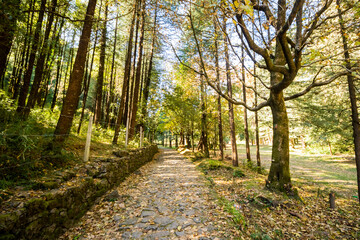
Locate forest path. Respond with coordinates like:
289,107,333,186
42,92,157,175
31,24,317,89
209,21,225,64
60,148,229,239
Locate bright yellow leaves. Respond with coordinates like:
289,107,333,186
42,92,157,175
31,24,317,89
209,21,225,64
231,0,254,17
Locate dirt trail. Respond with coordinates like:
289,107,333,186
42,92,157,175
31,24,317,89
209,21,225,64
60,148,229,239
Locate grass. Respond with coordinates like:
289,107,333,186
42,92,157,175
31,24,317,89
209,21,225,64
186,147,360,239
225,144,357,198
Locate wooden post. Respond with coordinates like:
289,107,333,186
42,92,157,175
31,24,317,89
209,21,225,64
84,115,93,162
125,116,129,147
140,126,143,148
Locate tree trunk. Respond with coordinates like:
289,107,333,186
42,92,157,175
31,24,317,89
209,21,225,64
242,38,251,163
113,0,138,144
214,17,224,161
267,90,291,190
51,42,65,111
223,16,238,166
0,0,21,81
337,0,360,203
52,0,97,149
24,0,58,117
17,0,46,114
62,31,76,105
95,3,108,125
141,0,158,120
129,0,146,139
105,14,118,128
254,59,261,167
200,73,209,157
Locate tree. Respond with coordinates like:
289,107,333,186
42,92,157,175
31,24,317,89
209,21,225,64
0,0,21,83
95,3,108,125
52,0,97,149
337,0,360,203
185,0,355,191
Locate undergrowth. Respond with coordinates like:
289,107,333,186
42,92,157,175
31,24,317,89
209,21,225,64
0,90,143,190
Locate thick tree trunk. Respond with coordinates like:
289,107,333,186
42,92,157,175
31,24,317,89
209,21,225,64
129,0,146,139
337,0,360,203
95,4,107,125
267,90,291,190
17,0,46,114
52,0,97,149
113,1,137,144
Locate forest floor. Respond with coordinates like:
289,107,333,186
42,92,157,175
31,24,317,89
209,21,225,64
229,144,357,199
60,146,360,239
60,148,239,239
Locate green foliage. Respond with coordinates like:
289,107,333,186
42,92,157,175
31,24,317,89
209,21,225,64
198,159,233,171
0,94,74,188
218,196,247,230
233,169,245,178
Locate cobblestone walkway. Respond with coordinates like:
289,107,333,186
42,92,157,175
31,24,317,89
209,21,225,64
60,148,229,239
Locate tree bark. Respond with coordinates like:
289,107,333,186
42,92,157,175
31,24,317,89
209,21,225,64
337,0,360,203
52,0,97,149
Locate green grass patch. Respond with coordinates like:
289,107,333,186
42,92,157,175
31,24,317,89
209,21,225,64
198,158,245,179
218,196,247,230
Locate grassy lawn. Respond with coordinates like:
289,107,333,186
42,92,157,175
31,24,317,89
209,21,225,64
225,144,357,198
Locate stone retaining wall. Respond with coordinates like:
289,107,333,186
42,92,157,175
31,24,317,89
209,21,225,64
0,145,158,240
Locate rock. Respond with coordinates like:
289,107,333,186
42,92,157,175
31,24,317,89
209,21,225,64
104,190,120,201
144,225,158,231
193,217,201,223
148,231,170,238
184,209,196,216
131,231,142,238
141,210,155,217
134,223,147,228
175,231,185,237
183,222,193,229
166,221,179,230
149,189,157,194
157,205,169,215
140,217,152,223
120,218,138,226
207,225,215,231
121,232,131,238
154,216,173,227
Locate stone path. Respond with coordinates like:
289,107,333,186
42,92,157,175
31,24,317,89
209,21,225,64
60,148,229,239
